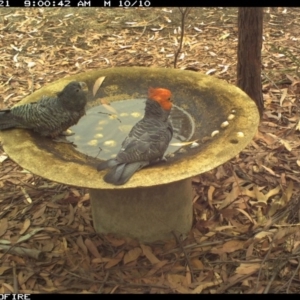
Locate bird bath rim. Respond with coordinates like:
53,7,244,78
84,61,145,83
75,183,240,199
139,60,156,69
0,67,259,190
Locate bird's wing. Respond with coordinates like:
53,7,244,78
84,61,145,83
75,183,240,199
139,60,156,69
157,122,173,154
116,118,172,163
119,132,150,157
34,97,77,134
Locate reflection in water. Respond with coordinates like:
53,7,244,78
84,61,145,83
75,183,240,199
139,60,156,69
67,99,195,160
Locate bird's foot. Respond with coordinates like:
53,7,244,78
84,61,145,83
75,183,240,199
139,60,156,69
161,156,168,162
150,157,167,166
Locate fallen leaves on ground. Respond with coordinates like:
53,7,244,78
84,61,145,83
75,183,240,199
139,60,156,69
1,7,300,294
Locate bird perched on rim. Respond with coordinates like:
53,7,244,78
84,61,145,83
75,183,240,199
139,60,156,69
97,87,173,185
0,81,88,140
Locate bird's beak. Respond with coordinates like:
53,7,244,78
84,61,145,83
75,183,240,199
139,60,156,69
79,82,89,92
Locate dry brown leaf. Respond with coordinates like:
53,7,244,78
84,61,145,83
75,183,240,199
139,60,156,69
146,260,168,277
0,218,8,237
235,208,255,224
93,76,105,96
167,274,190,294
256,206,266,224
186,265,192,285
17,228,43,243
254,230,274,240
46,203,60,209
0,239,11,245
105,235,126,247
101,103,118,115
235,263,260,275
163,16,171,23
76,235,88,255
219,184,241,209
296,120,300,131
192,279,222,294
265,185,281,199
41,286,60,292
241,187,256,198
281,180,294,204
191,258,204,269
280,139,292,151
206,68,216,75
1,283,14,293
39,275,54,289
32,205,47,219
0,154,8,163
0,266,11,276
170,139,198,147
70,188,81,197
262,165,279,177
18,270,34,285
123,247,142,264
78,193,90,207
273,228,291,242
246,243,254,259
92,257,110,264
207,185,215,208
67,203,75,226
140,244,160,264
150,25,164,31
219,33,230,40
42,241,54,252
62,237,68,250
279,88,288,106
211,240,245,254
253,185,267,202
105,251,124,269
84,238,102,258
19,219,30,235
1,7,300,295
257,131,277,144
215,226,235,232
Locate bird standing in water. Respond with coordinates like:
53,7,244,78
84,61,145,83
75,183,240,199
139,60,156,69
97,87,173,185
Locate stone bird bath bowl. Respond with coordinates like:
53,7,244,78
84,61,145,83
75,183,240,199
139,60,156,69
0,67,259,242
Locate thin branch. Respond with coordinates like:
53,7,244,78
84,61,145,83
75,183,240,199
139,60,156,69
255,242,273,292
263,259,288,294
12,261,18,294
98,111,121,123
98,271,110,294
172,230,195,283
174,8,191,68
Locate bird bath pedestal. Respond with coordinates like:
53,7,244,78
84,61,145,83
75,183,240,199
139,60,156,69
0,67,259,243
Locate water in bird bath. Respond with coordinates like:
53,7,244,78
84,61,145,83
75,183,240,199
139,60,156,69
67,99,195,160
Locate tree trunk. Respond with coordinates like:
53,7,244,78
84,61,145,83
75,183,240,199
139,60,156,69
237,7,264,118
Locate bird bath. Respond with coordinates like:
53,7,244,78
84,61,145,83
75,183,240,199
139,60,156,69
0,67,259,242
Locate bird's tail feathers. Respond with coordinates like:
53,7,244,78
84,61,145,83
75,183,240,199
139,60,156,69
104,164,126,185
97,159,119,171
104,161,148,185
0,111,22,130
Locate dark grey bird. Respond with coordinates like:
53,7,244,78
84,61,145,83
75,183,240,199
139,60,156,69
97,87,173,185
0,81,88,139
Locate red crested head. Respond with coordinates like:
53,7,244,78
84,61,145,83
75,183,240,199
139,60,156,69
148,87,172,111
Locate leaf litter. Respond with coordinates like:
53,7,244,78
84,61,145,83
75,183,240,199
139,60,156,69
1,7,300,294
